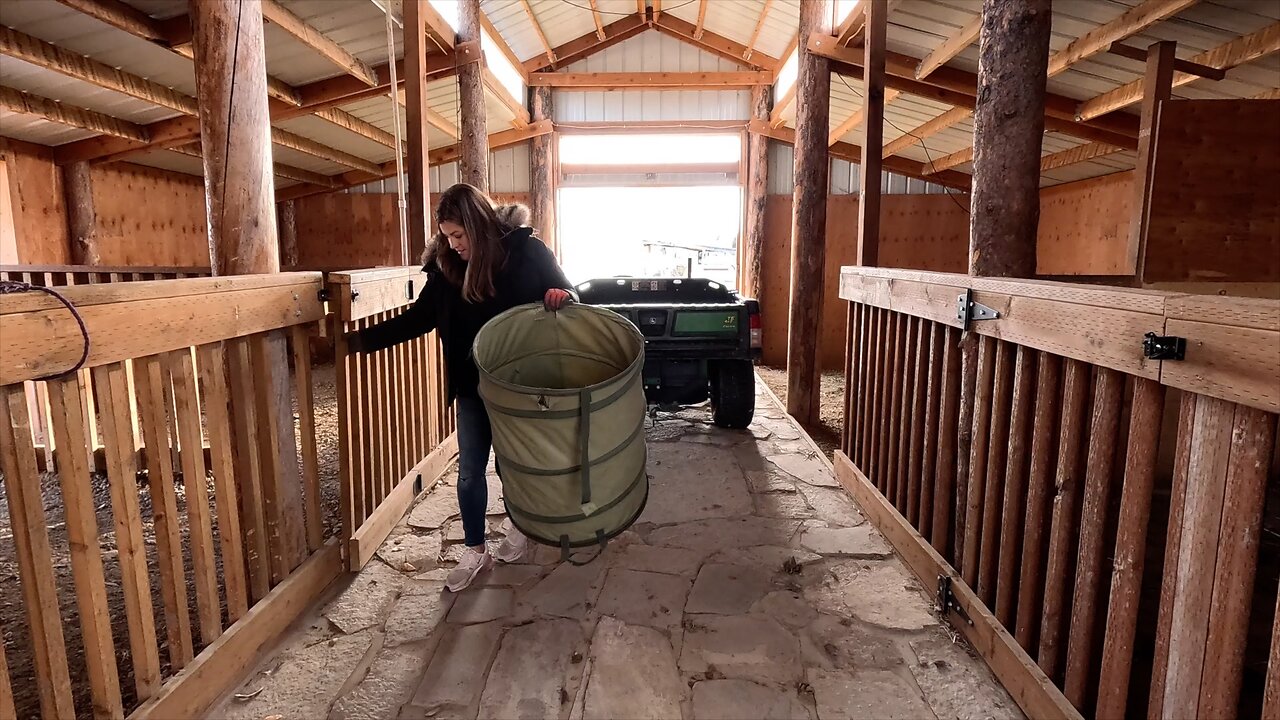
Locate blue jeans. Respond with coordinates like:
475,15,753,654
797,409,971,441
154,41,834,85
455,395,493,548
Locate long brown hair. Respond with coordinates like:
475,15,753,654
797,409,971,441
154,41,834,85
422,184,524,303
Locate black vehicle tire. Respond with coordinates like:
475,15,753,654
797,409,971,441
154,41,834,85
711,360,755,429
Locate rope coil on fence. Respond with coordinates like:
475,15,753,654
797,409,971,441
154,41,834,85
0,280,91,381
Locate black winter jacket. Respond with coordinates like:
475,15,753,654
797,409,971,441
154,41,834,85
357,226,573,401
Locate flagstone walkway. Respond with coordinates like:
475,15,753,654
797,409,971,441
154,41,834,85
210,380,1021,720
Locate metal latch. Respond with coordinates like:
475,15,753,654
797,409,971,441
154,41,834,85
956,288,999,331
1143,332,1186,361
407,279,415,300
936,575,973,626
317,288,331,302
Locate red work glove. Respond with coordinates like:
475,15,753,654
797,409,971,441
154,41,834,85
544,288,572,312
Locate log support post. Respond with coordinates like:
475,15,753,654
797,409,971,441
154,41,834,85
277,200,298,269
62,161,101,266
530,85,556,254
786,0,833,427
458,0,489,191
968,0,1051,278
404,0,434,262
742,84,770,301
856,0,887,268
1129,41,1176,282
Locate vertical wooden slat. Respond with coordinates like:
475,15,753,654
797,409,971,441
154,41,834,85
954,334,979,570
395,324,411,473
962,335,996,587
1198,405,1276,719
134,355,195,668
894,317,916,512
995,346,1036,627
932,326,962,561
359,322,378,523
978,340,1015,606
197,342,249,622
863,307,880,475
1095,378,1166,720
1149,392,1197,719
870,309,887,486
0,621,13,720
47,376,125,719
842,302,856,455
884,313,906,500
92,363,162,700
227,337,270,602
1016,352,1062,650
420,334,437,455
905,317,928,527
0,387,76,719
167,349,222,642
335,324,358,541
251,330,307,583
1038,357,1090,680
290,324,323,552
377,317,393,500
1162,394,1236,714
1264,587,1280,720
1064,366,1125,708
855,304,871,470
918,322,942,542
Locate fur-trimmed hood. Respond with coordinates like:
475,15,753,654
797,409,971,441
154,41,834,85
420,202,536,272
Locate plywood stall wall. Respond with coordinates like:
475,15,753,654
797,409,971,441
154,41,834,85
1,139,69,264
88,162,208,266
293,192,533,270
1143,99,1280,283
761,193,970,369
1036,170,1133,275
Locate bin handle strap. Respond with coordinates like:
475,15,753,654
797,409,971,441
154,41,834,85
560,530,608,566
501,466,646,524
490,416,645,478
579,386,592,505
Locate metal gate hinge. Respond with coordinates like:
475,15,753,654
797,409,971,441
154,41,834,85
1143,332,1186,361
317,288,330,302
937,575,973,626
956,288,999,331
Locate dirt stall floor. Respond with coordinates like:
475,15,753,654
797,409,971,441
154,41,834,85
755,366,845,458
209,377,1020,720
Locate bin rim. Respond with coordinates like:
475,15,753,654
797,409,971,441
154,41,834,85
472,302,646,398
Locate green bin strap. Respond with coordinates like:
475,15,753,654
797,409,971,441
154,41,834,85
491,416,645,478
503,466,646,525
560,530,608,566
478,363,641,420
579,386,591,504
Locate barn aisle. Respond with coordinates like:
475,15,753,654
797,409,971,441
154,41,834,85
209,379,1019,720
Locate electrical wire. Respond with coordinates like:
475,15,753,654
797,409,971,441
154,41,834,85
834,73,971,215
557,0,701,17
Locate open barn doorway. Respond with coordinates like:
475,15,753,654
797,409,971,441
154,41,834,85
554,133,744,288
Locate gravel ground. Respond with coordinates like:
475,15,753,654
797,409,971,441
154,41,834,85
754,365,845,458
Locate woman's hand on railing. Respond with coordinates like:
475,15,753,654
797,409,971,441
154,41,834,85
544,288,573,312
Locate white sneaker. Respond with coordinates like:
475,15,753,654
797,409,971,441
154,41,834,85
445,546,492,592
493,522,529,563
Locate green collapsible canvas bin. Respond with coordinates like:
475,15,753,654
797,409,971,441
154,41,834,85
472,303,648,561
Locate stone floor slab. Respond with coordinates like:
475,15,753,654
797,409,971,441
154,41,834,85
217,630,375,720
517,558,605,620
752,591,819,629
793,484,867,528
708,545,821,572
691,679,810,720
446,587,513,625
612,543,704,577
679,615,800,685
479,619,583,720
908,634,1023,720
800,526,892,558
686,564,773,615
769,453,841,488
409,621,503,712
385,583,452,647
478,562,544,588
597,568,691,630
376,531,443,572
584,617,685,720
745,469,798,494
649,517,800,554
641,444,752,525
805,613,911,671
806,562,937,631
406,483,459,530
807,668,937,720
331,644,433,720
753,491,815,519
323,561,405,634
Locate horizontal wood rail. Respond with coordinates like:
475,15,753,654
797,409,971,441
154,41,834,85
838,266,1280,719
0,273,333,718
328,267,457,570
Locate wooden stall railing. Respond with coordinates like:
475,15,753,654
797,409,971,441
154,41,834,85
837,267,1279,720
0,265,214,473
0,273,340,720
329,267,457,571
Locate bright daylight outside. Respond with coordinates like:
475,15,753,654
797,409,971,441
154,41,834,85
555,134,744,289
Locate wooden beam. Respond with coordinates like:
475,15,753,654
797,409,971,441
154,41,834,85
526,71,772,88
744,0,774,60
395,88,459,138
291,51,464,117
776,32,800,81
742,84,769,301
1046,0,1200,77
404,0,433,262
61,161,101,264
525,15,647,74
769,84,797,128
561,161,739,175
520,0,557,66
916,14,982,79
483,67,532,128
654,14,779,72
167,142,340,188
260,0,379,86
968,0,1050,278
653,0,661,21
1254,88,1280,100
1039,141,1124,172
926,146,972,174
1129,41,1176,281
857,0,887,269
0,26,198,115
1077,22,1280,120
1105,42,1226,80
530,85,556,253
270,128,381,175
694,0,709,39
881,106,970,158
418,0,457,50
459,0,490,189
588,0,607,41
0,86,149,142
479,10,528,81
835,3,866,46
312,107,397,148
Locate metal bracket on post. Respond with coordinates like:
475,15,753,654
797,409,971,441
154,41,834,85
317,288,331,303
1143,332,1186,361
407,279,415,300
956,288,999,332
936,575,973,626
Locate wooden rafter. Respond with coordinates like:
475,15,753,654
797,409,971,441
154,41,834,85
396,88,459,138
654,0,661,21
588,0,608,41
880,105,970,157
312,107,397,148
637,0,645,16
1039,142,1124,172
829,88,904,146
694,0,709,40
479,11,528,81
270,127,382,176
916,14,982,79
0,26,198,115
1046,0,1200,77
527,71,772,88
523,15,647,74
1104,42,1225,79
654,14,780,72
1255,87,1280,100
924,146,972,174
834,3,866,46
483,69,532,128
1077,21,1280,120
520,0,557,67
167,142,341,188
260,0,379,86
769,84,797,128
0,86,149,142
744,0,774,60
